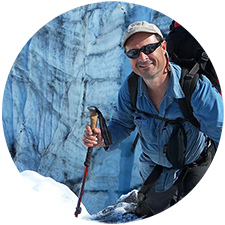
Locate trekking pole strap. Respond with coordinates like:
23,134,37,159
88,106,112,147
96,108,113,146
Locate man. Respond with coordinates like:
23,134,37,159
83,21,223,217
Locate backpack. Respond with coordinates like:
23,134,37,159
128,21,221,155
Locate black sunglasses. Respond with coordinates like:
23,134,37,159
125,41,163,59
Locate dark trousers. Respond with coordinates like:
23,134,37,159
142,155,225,215
180,156,225,207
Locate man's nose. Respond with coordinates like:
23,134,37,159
139,51,149,62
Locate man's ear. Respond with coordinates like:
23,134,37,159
164,50,171,72
162,40,167,51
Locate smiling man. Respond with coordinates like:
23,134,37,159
83,21,223,217
124,31,169,112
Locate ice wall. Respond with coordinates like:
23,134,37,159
2,1,172,214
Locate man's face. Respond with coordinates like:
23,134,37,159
125,32,167,80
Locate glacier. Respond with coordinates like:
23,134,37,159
2,1,173,214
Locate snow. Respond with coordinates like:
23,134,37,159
21,170,89,222
0,170,137,224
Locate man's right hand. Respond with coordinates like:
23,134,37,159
83,125,105,148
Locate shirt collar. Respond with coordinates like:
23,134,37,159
138,62,185,99
167,63,185,99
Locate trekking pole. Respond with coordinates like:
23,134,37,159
75,106,98,218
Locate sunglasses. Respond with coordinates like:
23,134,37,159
125,41,163,59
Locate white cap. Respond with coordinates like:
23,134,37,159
122,21,163,47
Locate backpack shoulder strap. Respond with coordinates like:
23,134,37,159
128,72,139,153
128,72,188,124
139,165,163,197
128,72,139,110
179,65,200,129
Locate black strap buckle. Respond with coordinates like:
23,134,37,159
200,51,209,62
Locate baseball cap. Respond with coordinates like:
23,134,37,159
122,21,163,47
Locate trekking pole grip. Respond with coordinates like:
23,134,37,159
84,107,98,167
88,106,98,131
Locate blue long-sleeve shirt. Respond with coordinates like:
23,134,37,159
107,63,223,192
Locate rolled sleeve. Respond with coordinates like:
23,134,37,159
191,75,224,148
